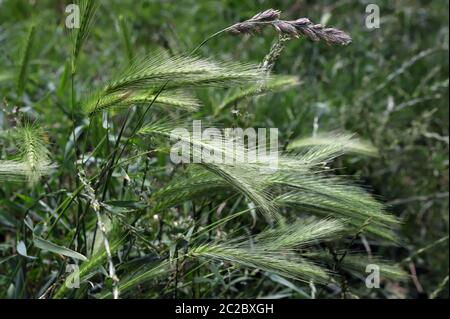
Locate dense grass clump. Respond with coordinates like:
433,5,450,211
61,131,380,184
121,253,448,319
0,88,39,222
0,0,447,299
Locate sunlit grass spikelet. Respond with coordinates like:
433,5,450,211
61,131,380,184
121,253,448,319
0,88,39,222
0,124,54,184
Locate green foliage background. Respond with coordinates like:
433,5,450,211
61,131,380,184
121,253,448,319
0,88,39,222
0,0,448,299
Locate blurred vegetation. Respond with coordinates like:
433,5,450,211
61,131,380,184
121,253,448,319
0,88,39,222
0,0,448,299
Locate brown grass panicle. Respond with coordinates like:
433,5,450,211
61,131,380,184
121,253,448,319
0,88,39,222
227,8,352,46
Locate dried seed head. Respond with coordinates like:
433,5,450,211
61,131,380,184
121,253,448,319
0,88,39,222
321,28,352,45
273,21,299,38
291,18,311,27
228,22,261,35
250,9,281,22
298,24,352,45
226,8,352,46
298,27,319,41
227,8,280,35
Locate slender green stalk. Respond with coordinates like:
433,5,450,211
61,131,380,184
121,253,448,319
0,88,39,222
17,24,35,98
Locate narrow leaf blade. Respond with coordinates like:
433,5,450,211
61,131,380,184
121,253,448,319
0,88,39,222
33,237,88,261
